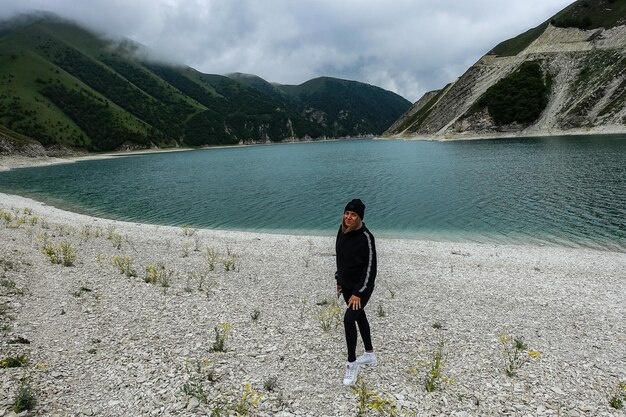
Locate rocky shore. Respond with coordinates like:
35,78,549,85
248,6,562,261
0,191,624,416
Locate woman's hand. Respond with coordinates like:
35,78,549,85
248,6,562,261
347,294,361,310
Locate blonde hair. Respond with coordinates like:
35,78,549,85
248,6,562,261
341,215,362,234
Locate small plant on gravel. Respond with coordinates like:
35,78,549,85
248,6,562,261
42,242,76,266
205,278,218,298
1,277,16,289
184,275,194,293
1,354,29,368
316,297,330,306
609,380,626,409
80,224,92,238
111,232,123,250
42,241,56,257
12,375,37,413
189,358,219,383
1,209,14,224
299,297,308,319
54,224,74,236
232,384,263,416
145,263,174,286
106,225,123,249
189,270,201,290
1,210,18,227
499,334,540,377
411,328,455,393
95,253,106,268
208,384,265,416
124,235,136,251
181,224,197,236
112,256,137,278
34,232,50,248
302,240,315,267
263,376,278,392
182,358,218,403
160,276,171,295
0,256,15,271
353,377,413,416
319,303,342,332
424,333,445,392
193,235,202,252
106,225,117,239
223,251,237,272
182,378,209,403
11,216,27,228
211,323,232,352
58,242,76,266
181,241,193,258
204,247,220,271
72,286,93,298
251,309,260,321
377,302,386,317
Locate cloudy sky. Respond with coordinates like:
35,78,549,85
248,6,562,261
2,0,574,101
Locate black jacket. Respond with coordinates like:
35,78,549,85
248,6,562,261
335,224,377,296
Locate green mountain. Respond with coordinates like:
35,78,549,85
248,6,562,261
0,14,411,152
387,0,626,138
228,73,410,136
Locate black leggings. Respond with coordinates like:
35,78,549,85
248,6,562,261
342,290,373,362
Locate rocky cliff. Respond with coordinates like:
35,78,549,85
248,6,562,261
387,20,626,139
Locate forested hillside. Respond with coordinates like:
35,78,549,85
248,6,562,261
0,14,411,152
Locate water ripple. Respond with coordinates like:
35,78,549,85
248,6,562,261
0,137,625,251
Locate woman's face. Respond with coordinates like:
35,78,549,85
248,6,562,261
343,210,359,228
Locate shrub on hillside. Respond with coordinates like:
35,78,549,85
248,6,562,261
551,16,593,29
478,61,550,126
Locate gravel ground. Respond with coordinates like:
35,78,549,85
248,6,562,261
0,192,625,417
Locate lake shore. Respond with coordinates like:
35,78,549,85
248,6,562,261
390,126,626,141
3,129,626,173
0,148,196,173
0,141,340,172
1,192,624,416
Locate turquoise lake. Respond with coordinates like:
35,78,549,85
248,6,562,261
0,136,625,251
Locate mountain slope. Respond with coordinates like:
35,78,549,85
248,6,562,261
387,0,626,138
228,73,412,137
0,14,411,152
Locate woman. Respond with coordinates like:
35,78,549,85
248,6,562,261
335,198,377,386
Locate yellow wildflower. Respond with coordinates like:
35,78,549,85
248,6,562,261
528,350,541,359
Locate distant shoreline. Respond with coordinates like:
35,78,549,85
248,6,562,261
0,147,192,172
0,137,354,172
3,130,626,172
389,126,626,141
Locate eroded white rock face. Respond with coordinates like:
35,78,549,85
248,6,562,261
0,137,46,158
388,24,626,140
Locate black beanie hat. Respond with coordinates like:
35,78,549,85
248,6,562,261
344,199,366,219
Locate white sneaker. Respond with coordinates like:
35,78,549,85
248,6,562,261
355,352,377,366
343,361,360,385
